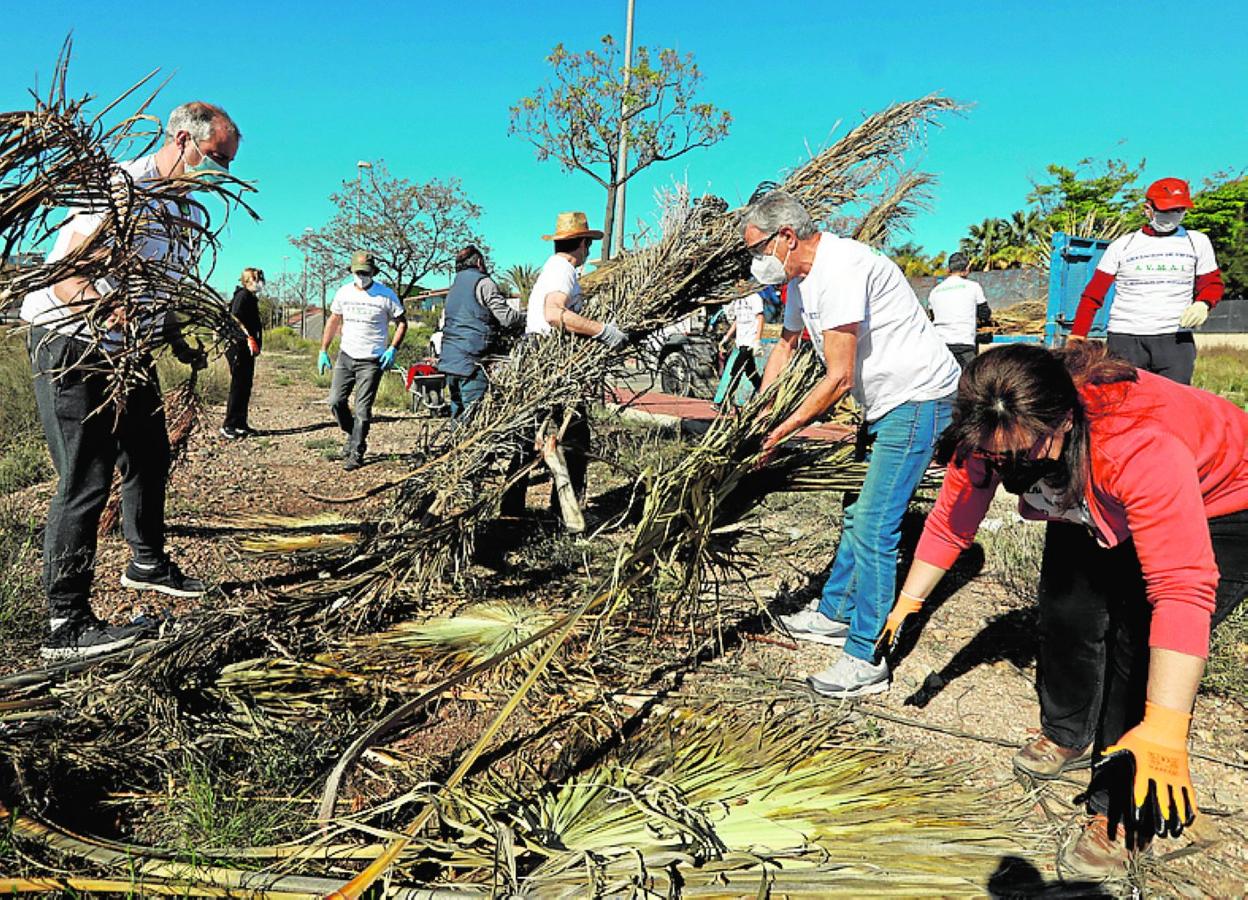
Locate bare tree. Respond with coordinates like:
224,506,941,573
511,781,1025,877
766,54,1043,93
301,161,485,296
509,36,731,260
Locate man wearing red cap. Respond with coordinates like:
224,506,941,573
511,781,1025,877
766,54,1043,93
1069,178,1224,384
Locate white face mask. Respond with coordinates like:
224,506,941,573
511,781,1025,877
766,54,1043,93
750,250,788,285
353,273,373,289
1149,208,1186,234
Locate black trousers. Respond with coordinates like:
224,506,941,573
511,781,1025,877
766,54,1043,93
30,328,170,621
223,341,255,430
1036,514,1248,810
500,403,590,518
1106,332,1196,385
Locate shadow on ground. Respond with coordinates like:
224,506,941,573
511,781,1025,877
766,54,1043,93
987,854,1115,898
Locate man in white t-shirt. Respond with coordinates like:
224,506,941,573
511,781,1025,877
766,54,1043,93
742,190,961,698
712,288,765,406
502,212,625,523
317,251,407,470
1069,177,1224,385
927,251,991,370
21,101,240,661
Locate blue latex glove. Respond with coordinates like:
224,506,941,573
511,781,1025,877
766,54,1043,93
379,346,397,369
318,350,332,374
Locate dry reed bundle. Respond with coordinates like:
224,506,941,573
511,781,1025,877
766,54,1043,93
0,41,258,417
990,299,1048,335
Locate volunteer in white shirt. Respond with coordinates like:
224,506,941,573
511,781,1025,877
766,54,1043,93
22,101,239,661
1070,177,1224,385
503,212,625,525
713,288,765,406
927,251,991,370
317,251,407,471
742,190,961,699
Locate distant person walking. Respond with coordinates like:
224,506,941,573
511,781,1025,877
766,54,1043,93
437,245,523,419
713,285,765,407
317,251,407,471
221,267,264,438
1069,177,1224,384
927,251,991,370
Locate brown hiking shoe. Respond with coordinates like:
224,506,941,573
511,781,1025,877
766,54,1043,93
1012,734,1092,779
1057,814,1136,881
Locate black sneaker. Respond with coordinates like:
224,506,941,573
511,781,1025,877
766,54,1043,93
120,558,207,598
343,455,363,472
220,425,245,439
41,618,149,661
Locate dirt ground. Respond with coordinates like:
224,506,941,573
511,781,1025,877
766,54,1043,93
8,348,1247,897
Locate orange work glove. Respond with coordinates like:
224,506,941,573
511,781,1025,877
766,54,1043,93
1099,702,1197,838
247,336,260,356
875,590,925,657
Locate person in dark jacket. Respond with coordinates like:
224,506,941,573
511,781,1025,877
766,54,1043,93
222,267,264,438
437,245,522,419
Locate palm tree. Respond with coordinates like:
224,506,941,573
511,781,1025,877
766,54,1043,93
1007,210,1044,248
963,218,1008,270
499,263,540,300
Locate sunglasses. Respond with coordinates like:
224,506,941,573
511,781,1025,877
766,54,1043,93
746,229,780,260
970,433,1049,468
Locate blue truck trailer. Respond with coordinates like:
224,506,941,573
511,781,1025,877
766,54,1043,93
992,231,1114,347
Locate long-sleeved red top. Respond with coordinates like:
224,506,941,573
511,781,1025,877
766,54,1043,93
915,370,1248,657
1070,226,1225,337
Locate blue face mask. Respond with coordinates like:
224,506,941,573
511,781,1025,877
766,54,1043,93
185,139,231,187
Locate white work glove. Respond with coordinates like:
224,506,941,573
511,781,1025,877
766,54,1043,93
1179,301,1210,329
594,322,628,351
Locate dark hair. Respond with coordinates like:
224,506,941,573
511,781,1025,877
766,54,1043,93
937,342,1137,508
554,236,588,255
455,244,486,272
947,252,970,272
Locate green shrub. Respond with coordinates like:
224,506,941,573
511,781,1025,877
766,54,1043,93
1193,345,1248,408
262,326,319,354
0,443,50,494
0,497,43,649
1205,601,1248,696
0,329,38,443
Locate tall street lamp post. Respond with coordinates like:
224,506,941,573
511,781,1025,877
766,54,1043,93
355,160,372,239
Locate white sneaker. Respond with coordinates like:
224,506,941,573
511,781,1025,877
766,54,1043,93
807,652,890,698
778,606,850,645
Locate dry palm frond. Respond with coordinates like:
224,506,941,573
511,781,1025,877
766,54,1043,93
0,40,258,415
990,299,1048,335
1030,207,1136,271
852,171,937,248
444,706,1026,896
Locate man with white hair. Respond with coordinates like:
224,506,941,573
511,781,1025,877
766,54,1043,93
742,190,961,698
22,101,241,660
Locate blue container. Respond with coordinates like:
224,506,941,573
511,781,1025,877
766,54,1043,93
1045,232,1114,346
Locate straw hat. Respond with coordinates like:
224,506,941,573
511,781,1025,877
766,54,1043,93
542,211,604,242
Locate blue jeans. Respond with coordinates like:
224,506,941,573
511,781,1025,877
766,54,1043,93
446,367,489,420
818,395,954,662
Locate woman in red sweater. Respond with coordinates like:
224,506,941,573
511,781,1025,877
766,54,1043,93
880,342,1248,879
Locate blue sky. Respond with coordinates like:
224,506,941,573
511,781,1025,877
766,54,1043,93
4,0,1246,296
